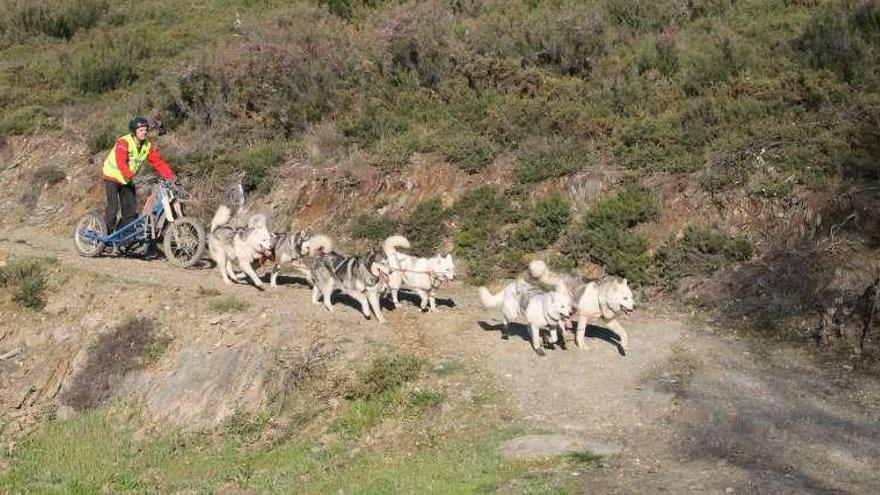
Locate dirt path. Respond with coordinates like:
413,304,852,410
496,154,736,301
2,225,879,493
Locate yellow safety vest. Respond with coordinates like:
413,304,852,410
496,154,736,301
102,134,151,185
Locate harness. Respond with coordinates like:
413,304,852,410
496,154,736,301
389,267,450,289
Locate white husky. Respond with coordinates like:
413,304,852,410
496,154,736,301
479,279,573,356
529,260,634,353
207,205,273,288
382,235,455,312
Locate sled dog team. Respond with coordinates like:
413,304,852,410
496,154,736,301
207,205,634,356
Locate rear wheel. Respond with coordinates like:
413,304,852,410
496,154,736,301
73,211,107,257
163,216,205,268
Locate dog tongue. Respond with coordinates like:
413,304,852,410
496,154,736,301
563,318,573,329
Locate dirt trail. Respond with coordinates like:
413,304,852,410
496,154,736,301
2,225,879,493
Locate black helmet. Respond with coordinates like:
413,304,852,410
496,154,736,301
128,116,149,133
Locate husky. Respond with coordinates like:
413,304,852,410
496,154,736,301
382,235,455,312
310,243,392,323
268,229,313,287
479,279,573,356
207,205,273,288
529,260,634,353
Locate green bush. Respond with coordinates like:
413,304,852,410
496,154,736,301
4,0,105,41
378,3,454,87
404,197,448,256
514,136,589,183
346,353,423,400
238,143,283,193
450,186,522,283
87,119,121,155
62,34,149,94
0,256,51,310
562,184,657,284
507,194,571,252
350,212,399,243
796,2,880,83
437,130,497,174
0,106,53,135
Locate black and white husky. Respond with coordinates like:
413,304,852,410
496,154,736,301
208,205,273,288
310,237,392,323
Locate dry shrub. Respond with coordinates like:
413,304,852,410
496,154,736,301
62,318,159,410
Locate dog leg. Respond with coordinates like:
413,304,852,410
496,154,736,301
367,289,386,324
226,261,245,281
606,318,629,354
529,324,546,356
321,281,335,312
311,285,321,305
352,291,371,319
240,260,265,289
216,253,232,285
575,317,589,350
391,288,400,308
557,320,567,350
416,289,429,311
428,289,438,312
270,268,279,288
546,327,559,349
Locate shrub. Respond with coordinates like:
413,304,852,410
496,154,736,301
654,225,753,289
378,3,454,87
346,353,423,400
507,194,572,252
437,130,497,174
404,197,448,256
562,184,657,284
451,186,521,283
62,318,156,410
208,296,249,313
237,142,283,193
0,256,51,310
4,0,105,41
796,2,880,83
514,136,590,183
87,119,120,155
521,1,605,76
350,212,399,243
0,106,53,135
62,34,149,94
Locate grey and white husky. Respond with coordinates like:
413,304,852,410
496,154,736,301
268,230,312,287
310,242,392,323
208,205,273,288
382,235,455,312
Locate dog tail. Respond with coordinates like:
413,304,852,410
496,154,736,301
210,205,232,233
478,286,504,308
305,234,334,256
382,235,410,256
528,259,560,286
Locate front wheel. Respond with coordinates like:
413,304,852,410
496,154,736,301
73,211,107,257
162,217,205,268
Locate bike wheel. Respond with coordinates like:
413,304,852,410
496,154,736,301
162,216,205,268
73,211,107,257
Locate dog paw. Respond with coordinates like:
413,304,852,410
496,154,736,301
534,347,546,357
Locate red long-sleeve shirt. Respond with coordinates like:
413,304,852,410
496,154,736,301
107,138,176,183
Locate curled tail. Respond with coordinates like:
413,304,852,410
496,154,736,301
304,234,334,256
478,286,504,308
210,205,232,233
528,259,560,286
382,235,410,256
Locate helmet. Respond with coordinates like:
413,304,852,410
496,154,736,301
128,116,149,133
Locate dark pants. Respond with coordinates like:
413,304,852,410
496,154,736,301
104,180,137,233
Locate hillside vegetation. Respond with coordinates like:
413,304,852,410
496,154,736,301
1,0,878,355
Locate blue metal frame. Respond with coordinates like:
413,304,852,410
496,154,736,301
80,182,170,247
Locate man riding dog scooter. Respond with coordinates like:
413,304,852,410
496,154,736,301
101,116,177,254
